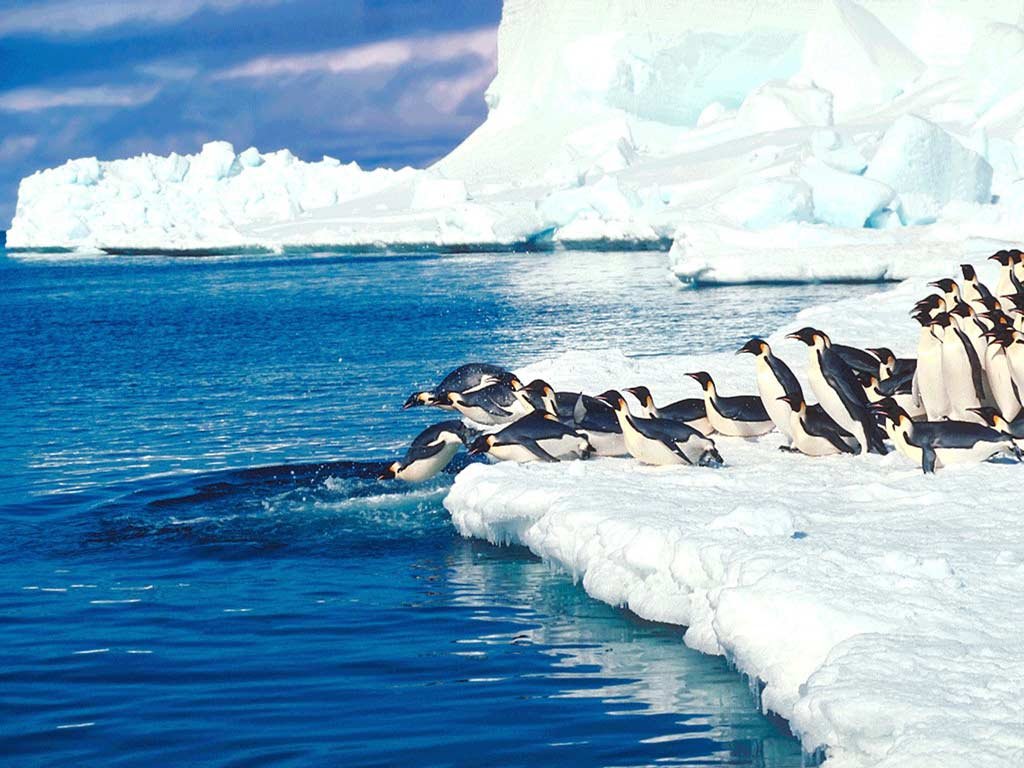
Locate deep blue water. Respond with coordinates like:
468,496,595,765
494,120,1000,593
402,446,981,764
0,249,871,767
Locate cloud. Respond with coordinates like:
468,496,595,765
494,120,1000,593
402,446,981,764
0,135,40,163
215,26,497,80
0,0,288,38
0,85,161,112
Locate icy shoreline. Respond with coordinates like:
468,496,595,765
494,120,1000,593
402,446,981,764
443,273,1024,767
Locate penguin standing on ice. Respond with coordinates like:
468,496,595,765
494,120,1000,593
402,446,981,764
597,390,722,467
786,327,887,455
934,311,986,421
685,371,774,437
379,421,476,482
777,392,856,456
737,338,801,443
623,386,711,435
468,411,592,463
990,251,1023,299
913,311,950,420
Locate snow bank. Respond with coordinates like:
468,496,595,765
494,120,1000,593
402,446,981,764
444,274,1024,767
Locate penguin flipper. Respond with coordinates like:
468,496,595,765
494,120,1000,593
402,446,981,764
954,328,986,401
572,394,588,425
664,439,694,465
824,426,857,455
921,443,937,474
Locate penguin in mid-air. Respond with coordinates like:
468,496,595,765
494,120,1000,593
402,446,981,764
379,421,476,482
468,411,592,463
777,392,856,457
685,371,774,437
872,399,1017,473
404,363,519,409
737,337,802,442
597,390,722,467
623,386,711,435
446,382,527,426
786,327,887,455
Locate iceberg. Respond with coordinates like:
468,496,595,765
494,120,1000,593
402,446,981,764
9,0,1024,262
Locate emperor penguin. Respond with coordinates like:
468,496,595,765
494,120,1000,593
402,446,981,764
981,329,1022,421
777,392,856,457
934,312,986,421
865,347,916,382
468,411,592,462
864,374,925,419
914,311,950,420
831,343,884,387
786,327,887,455
404,363,519,409
597,390,722,467
968,406,1024,442
512,379,560,418
913,293,946,320
569,392,628,457
929,277,963,306
990,251,1023,299
379,421,475,482
960,263,993,313
1006,330,1024,394
623,386,711,435
872,399,1017,473
737,337,801,443
686,371,774,437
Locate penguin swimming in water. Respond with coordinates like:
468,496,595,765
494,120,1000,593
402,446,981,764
623,386,711,435
786,327,887,455
737,338,801,443
379,421,476,482
404,363,519,409
777,392,856,456
468,411,592,462
597,390,722,467
686,371,774,437
872,399,1018,473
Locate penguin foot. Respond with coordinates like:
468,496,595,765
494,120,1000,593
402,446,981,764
777,445,799,453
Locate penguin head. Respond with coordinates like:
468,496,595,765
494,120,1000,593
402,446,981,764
968,406,1005,430
785,327,825,347
1005,294,1024,312
869,398,901,427
960,263,978,281
866,347,895,366
978,295,1002,313
404,391,435,409
467,435,495,456
507,376,524,391
624,386,653,408
377,461,400,480
931,312,952,328
698,446,724,468
445,391,464,406
913,293,943,313
951,300,973,318
982,310,1010,328
595,389,628,413
928,278,960,298
737,338,768,357
911,311,931,327
989,250,1014,266
685,371,714,391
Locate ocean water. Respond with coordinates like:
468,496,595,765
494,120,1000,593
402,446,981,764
0,249,873,766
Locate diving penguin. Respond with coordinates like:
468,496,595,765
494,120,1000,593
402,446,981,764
379,421,475,482
404,363,519,409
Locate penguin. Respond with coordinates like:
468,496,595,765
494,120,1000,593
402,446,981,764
512,379,560,417
990,251,1023,299
872,400,1017,473
623,386,712,435
934,311,985,421
786,327,887,455
865,347,916,382
831,343,883,386
981,328,1022,421
777,392,856,456
597,390,722,467
737,337,801,442
929,277,962,306
685,371,774,437
404,363,519,409
968,406,1024,442
864,374,925,419
379,421,475,482
446,383,527,426
914,311,950,420
570,393,628,457
960,263,993,312
1006,329,1024,395
913,293,946,320
468,411,592,462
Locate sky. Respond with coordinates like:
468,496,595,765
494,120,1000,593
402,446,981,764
0,0,502,226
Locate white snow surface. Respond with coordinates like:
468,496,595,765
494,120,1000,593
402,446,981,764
444,270,1024,767
9,0,1024,264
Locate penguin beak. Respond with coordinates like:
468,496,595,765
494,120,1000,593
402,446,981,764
377,463,398,480
403,393,427,409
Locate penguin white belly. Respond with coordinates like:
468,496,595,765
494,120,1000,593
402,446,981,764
935,441,1010,467
623,429,687,465
788,414,841,457
488,442,547,463
580,429,627,457
917,344,950,420
755,364,793,439
807,361,855,432
452,403,506,426
706,400,773,437
893,393,926,419
536,434,590,460
986,350,1022,420
1008,345,1024,394
941,339,981,418
396,442,460,482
